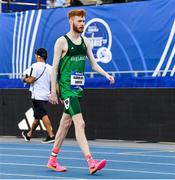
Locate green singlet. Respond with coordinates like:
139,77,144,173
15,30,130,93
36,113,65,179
58,35,87,100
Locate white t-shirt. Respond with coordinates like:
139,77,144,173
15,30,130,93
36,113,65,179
24,62,52,101
55,0,65,6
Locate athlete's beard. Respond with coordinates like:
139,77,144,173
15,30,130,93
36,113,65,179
73,22,84,33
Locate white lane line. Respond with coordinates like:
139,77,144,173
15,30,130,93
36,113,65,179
1,142,171,152
0,172,68,179
1,153,175,166
0,147,162,155
1,162,175,176
1,147,175,159
117,153,175,158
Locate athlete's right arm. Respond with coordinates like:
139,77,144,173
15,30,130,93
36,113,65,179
49,37,65,104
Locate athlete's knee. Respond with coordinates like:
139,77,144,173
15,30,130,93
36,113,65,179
75,119,85,130
65,118,72,129
80,120,85,129
61,118,72,130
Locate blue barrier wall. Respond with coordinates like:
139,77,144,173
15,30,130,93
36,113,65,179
0,0,175,87
1,77,175,89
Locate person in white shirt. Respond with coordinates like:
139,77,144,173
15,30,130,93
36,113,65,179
48,0,70,8
22,48,55,144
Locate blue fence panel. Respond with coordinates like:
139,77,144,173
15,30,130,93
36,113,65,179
2,76,175,89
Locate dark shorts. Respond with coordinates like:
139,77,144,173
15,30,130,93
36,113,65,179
63,96,81,117
32,99,48,119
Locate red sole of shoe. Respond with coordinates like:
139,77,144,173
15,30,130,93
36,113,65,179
47,165,67,172
90,160,107,175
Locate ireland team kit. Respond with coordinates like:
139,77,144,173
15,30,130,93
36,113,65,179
58,35,87,116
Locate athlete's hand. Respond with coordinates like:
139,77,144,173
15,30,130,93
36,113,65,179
106,74,115,84
49,91,59,104
59,97,64,104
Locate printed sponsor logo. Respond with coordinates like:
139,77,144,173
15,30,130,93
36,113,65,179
18,108,46,131
82,18,112,64
64,98,70,110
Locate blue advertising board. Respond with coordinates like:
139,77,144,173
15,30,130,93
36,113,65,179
0,0,175,88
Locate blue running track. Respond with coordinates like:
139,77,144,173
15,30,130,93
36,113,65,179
1,139,175,179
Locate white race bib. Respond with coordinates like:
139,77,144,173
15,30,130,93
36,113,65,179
70,72,85,90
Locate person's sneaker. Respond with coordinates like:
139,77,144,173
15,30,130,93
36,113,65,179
89,159,107,175
22,131,31,142
47,157,67,172
41,136,55,144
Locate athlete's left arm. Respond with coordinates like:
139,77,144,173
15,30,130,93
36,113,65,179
84,37,115,84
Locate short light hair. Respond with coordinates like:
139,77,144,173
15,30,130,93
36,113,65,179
68,9,86,19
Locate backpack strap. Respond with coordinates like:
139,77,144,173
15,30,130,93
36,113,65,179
34,65,46,82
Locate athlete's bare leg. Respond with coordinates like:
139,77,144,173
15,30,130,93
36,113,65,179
47,113,72,172
53,113,72,149
72,113,91,156
72,113,107,174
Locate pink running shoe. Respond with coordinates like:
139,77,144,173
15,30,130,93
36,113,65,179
47,158,67,172
89,159,107,175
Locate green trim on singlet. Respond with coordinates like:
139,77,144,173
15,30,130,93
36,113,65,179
58,35,87,100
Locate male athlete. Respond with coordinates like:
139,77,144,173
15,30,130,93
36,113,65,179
48,9,115,174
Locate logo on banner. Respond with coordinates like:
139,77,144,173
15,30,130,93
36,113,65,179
18,108,46,131
82,18,112,63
